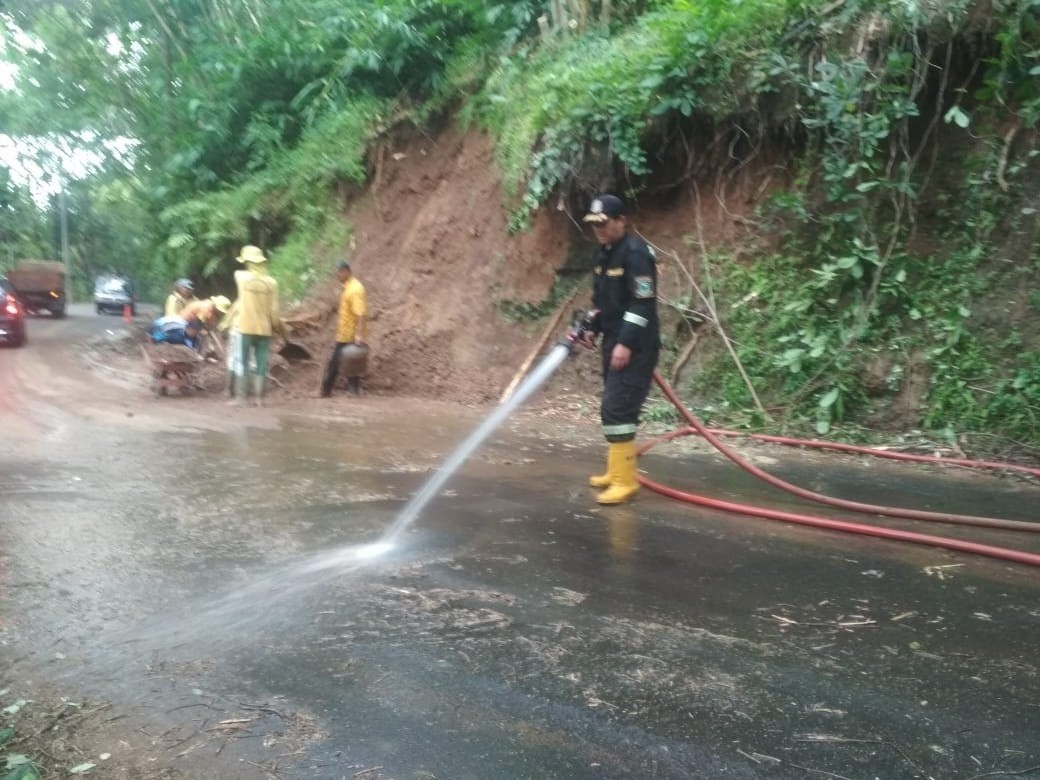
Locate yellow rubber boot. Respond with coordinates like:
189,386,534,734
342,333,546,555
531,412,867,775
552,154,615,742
589,447,614,489
597,440,640,505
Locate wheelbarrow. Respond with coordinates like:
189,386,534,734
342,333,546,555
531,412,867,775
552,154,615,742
141,343,203,396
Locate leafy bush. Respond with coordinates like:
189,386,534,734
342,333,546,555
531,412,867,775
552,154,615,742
478,0,802,222
157,97,381,289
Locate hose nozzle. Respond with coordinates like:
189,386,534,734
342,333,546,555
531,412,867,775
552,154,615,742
561,309,600,354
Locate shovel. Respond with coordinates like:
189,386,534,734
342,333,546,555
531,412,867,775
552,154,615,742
278,339,313,362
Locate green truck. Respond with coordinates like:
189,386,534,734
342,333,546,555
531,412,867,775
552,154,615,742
6,260,67,317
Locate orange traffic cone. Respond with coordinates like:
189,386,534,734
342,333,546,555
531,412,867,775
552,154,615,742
123,303,132,323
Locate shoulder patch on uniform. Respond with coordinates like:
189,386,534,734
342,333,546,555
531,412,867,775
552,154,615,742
633,276,655,299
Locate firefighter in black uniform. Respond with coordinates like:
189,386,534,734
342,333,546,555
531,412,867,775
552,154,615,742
580,194,661,504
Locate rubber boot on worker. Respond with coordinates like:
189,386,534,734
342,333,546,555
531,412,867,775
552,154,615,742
253,375,267,407
347,376,361,396
589,447,616,489
596,440,640,505
319,369,333,398
226,375,244,405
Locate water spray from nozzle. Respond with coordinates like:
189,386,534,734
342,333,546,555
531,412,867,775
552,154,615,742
382,329,581,543
263,309,593,583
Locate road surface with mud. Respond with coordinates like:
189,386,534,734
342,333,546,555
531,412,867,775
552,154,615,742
2,306,1039,779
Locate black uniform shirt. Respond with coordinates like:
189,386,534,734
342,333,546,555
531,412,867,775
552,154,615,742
592,232,661,352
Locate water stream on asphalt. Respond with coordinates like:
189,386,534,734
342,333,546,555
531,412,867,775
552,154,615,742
127,343,575,646
303,341,574,571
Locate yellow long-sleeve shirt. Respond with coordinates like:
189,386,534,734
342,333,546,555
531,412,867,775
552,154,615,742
335,276,367,343
164,292,195,317
233,267,283,337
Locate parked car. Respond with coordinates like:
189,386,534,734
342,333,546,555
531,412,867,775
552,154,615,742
94,275,136,315
0,276,27,347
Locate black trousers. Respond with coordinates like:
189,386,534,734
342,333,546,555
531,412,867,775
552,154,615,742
321,342,361,395
600,342,658,442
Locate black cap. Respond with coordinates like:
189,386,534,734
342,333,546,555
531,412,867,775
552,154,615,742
583,194,625,223
336,260,351,272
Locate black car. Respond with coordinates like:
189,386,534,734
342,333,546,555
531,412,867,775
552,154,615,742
0,276,27,347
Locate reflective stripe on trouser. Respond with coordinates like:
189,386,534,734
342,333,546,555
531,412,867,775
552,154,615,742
600,345,658,442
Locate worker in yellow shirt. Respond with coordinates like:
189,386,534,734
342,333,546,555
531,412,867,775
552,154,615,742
320,260,368,397
164,278,196,317
231,245,285,405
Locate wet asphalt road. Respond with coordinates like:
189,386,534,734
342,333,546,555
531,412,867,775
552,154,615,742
1,308,1039,779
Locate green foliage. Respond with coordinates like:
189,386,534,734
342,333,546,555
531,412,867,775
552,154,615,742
157,97,381,291
689,251,866,429
485,1,545,49
2,0,498,289
978,0,1040,125
698,113,1040,447
642,400,680,425
62,172,161,301
267,218,352,301
649,1,1038,450
0,168,50,268
498,273,584,324
1,696,40,780
478,0,801,218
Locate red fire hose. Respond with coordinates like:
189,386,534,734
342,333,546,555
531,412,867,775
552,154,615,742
640,371,1040,567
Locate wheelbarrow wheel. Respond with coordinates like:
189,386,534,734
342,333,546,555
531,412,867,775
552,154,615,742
152,369,170,397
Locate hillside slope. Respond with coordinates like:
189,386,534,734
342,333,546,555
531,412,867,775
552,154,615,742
295,121,770,410
305,117,1040,459
322,126,571,404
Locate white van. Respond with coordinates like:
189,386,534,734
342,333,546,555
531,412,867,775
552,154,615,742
94,275,136,316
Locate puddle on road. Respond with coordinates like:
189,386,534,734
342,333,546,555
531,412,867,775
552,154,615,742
117,344,573,654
